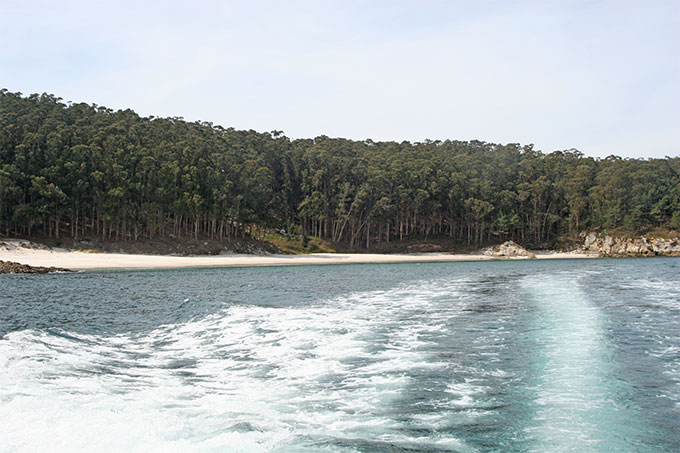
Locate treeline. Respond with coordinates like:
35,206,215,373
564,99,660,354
1,89,679,248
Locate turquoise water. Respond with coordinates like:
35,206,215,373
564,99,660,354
1,258,679,451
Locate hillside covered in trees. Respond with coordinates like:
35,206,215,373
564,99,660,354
1,90,679,250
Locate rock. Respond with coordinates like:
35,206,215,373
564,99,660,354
0,239,48,252
0,260,72,274
584,233,598,249
484,241,536,258
603,235,615,254
579,233,680,257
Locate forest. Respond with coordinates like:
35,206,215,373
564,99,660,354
1,89,679,249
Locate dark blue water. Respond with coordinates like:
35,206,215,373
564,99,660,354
1,258,679,451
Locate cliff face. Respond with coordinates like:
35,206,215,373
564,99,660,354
581,233,680,257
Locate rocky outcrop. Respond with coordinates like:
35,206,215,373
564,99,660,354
0,260,72,274
0,239,51,252
580,233,680,257
483,241,536,259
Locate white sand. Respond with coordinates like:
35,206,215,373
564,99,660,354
0,240,597,271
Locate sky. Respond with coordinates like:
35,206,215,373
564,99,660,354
1,0,678,158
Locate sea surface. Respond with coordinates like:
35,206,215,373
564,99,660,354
1,258,679,452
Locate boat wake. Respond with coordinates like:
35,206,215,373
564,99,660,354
0,279,476,452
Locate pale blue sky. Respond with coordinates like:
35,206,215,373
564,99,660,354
2,0,678,158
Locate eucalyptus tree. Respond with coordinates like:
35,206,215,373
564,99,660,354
1,89,678,248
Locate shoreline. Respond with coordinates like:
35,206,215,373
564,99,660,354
0,243,598,271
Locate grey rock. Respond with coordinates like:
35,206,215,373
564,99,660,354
484,241,536,259
580,233,680,257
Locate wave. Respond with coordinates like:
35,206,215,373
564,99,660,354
0,278,478,452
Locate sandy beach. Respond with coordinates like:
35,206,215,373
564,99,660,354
0,240,596,271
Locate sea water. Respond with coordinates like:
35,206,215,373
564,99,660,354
1,258,679,452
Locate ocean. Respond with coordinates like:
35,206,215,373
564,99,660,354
1,258,679,452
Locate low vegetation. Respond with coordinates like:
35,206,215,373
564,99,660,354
264,232,337,254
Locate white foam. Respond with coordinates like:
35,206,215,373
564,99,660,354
522,272,632,451
0,279,473,451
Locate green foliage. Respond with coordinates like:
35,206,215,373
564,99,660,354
1,89,678,247
264,232,336,254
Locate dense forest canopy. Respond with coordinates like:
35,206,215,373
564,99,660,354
1,89,679,248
